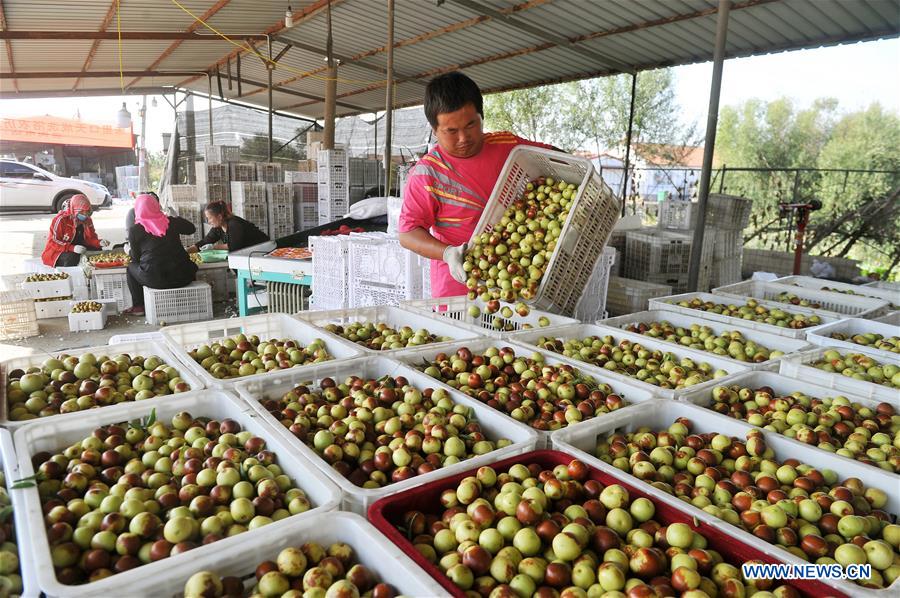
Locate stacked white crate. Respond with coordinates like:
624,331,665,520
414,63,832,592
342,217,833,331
162,184,204,247
256,162,284,183
230,182,268,234
195,162,230,204
624,228,714,293
292,183,319,231
229,162,257,182
204,144,240,164
266,183,295,240
317,149,348,224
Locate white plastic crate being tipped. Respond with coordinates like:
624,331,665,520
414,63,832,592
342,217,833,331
712,279,890,319
348,233,426,307
401,294,579,339
236,356,538,514
470,146,620,315
507,322,751,400
805,317,900,362
144,512,444,597
548,398,899,598
390,337,659,450
775,274,900,310
573,246,616,323
294,304,481,354
10,389,341,598
779,346,899,405
649,291,840,340
678,369,900,476
597,308,811,370
159,312,363,389
0,338,204,429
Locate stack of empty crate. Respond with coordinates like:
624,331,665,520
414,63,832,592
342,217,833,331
349,158,367,204
266,182,294,240
286,170,319,232
230,182,268,236
624,228,714,293
163,185,203,247
318,149,348,224
196,162,230,206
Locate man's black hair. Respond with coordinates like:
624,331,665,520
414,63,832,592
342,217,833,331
424,72,483,128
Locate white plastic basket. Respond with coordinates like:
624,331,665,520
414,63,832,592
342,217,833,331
294,305,481,354
237,356,539,514
606,276,672,317
91,268,132,311
21,277,71,299
67,307,107,331
865,280,900,291
779,347,900,405
390,338,659,449
678,370,900,474
470,147,620,315
549,399,900,598
33,298,70,319
0,290,39,341
160,313,363,389
11,390,341,598
649,292,840,339
805,318,900,362
597,309,811,370
573,246,616,323
777,275,900,308
144,281,214,326
0,428,39,598
285,170,318,184
401,294,579,339
507,323,751,400
310,235,350,310
657,200,694,230
348,233,426,307
713,279,890,318
0,339,205,429
148,512,444,597
876,310,899,326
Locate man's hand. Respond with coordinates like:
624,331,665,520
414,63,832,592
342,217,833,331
99,239,110,248
72,245,87,255
442,243,468,284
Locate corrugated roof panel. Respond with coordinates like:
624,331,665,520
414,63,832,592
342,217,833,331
7,40,94,71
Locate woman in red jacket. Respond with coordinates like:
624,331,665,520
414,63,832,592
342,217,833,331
41,194,105,267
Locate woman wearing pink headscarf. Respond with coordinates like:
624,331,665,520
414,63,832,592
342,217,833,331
123,193,198,316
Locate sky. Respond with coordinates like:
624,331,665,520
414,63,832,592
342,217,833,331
0,38,897,153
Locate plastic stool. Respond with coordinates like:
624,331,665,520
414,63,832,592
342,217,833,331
143,281,213,325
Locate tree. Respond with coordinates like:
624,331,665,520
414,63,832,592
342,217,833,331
483,85,579,149
239,131,305,162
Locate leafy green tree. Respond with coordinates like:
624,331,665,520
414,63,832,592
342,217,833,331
239,132,304,162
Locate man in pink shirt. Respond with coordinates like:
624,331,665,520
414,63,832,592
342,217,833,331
398,72,552,298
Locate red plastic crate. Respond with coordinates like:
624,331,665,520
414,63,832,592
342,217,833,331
368,449,845,598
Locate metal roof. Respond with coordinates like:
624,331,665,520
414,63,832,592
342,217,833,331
1,0,898,119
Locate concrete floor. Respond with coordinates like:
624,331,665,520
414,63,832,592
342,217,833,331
0,202,237,361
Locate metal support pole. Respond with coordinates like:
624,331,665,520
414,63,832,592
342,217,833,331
687,0,731,292
268,39,274,161
137,95,148,191
207,73,213,145
323,1,337,150
620,72,637,216
383,0,395,194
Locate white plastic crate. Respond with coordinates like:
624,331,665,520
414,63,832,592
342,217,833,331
876,310,899,325
508,323,751,400
0,339,204,428
195,263,229,302
597,309,811,370
606,276,672,316
164,184,197,204
160,312,362,389
779,347,899,405
33,298,70,319
91,267,133,311
805,318,900,362
149,512,445,597
713,229,744,257
549,399,899,598
650,291,840,339
776,274,900,309
233,201,268,234
573,246,616,323
679,370,900,474
348,234,425,307
364,159,381,187
229,161,257,182
20,276,71,299
391,338,659,449
657,199,695,230
256,162,284,183
237,356,539,514
713,279,890,318
865,280,900,291
197,162,229,185
294,305,481,354
317,148,347,170
624,228,715,293
471,147,620,315
67,307,107,331
401,294,579,339
230,181,266,205
284,170,317,184
11,390,341,598
168,203,204,247
267,201,295,240
144,281,213,326
705,193,753,230
0,428,38,598
0,290,38,341
292,183,319,230
204,144,240,164
310,235,350,310
317,181,348,224
348,157,366,185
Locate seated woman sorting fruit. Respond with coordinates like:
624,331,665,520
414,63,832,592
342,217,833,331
398,71,553,298
122,193,198,316
187,200,270,254
41,194,107,267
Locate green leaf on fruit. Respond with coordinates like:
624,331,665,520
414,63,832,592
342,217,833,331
11,472,44,489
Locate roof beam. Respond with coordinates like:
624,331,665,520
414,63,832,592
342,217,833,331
73,0,118,90
0,31,267,40
128,0,232,89
176,0,340,89
5,70,208,79
2,86,175,99
0,0,17,92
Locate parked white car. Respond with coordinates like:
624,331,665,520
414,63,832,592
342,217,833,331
0,159,111,212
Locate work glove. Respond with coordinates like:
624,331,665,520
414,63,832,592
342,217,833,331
442,243,468,284
100,239,110,248
124,243,131,254
73,245,87,255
